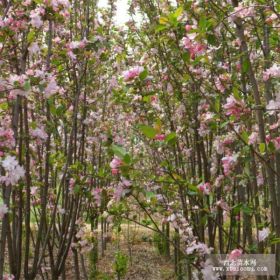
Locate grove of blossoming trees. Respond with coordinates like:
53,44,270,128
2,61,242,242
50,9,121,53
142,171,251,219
0,0,280,279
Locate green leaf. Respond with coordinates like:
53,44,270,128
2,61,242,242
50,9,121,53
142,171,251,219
270,238,280,245
123,154,131,164
159,16,169,25
206,34,217,46
268,141,276,152
111,144,127,159
139,69,148,80
55,104,66,117
165,132,177,145
199,16,207,32
182,52,190,63
242,58,250,74
188,184,198,193
232,203,243,215
233,87,241,100
27,31,36,43
146,191,155,199
173,6,183,19
0,102,8,111
241,131,249,144
259,143,266,154
155,24,168,32
23,80,31,91
139,125,156,139
214,97,220,112
242,204,253,215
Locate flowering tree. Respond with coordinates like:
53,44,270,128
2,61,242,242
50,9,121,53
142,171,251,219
0,0,280,279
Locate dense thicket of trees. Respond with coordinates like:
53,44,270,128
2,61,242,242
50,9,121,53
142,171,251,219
0,0,280,279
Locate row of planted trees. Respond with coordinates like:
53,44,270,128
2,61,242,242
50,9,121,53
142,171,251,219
0,0,280,279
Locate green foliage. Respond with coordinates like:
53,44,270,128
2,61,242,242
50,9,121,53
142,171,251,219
138,125,157,139
113,251,128,279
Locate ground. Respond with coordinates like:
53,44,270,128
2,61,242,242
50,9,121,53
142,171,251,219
63,223,176,280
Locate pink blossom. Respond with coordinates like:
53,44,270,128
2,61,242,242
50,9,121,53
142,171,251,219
186,241,212,255
229,249,242,260
266,13,278,24
30,9,43,28
122,178,132,187
69,41,83,50
0,156,25,186
28,42,40,55
258,227,270,242
113,185,124,201
198,182,211,195
45,77,59,97
123,66,144,81
231,5,255,20
110,157,122,169
216,199,230,212
67,51,76,61
272,137,280,150
266,99,280,115
248,132,258,145
214,77,226,92
201,259,219,280
31,187,38,196
0,128,15,148
154,134,165,141
182,35,206,59
23,0,32,6
214,175,224,187
3,274,14,280
263,64,280,81
257,174,264,186
69,178,75,192
223,95,246,119
185,24,192,32
92,188,102,207
31,127,48,141
0,204,8,219
221,154,238,175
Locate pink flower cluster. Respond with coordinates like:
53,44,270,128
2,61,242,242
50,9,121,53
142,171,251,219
110,157,123,175
263,64,280,81
213,133,235,155
92,188,102,207
214,74,230,93
270,136,280,150
67,39,88,61
28,0,70,28
231,5,255,20
0,128,15,151
216,199,230,212
8,74,29,98
186,241,212,255
221,154,238,176
30,7,45,28
0,156,25,186
44,76,60,97
248,132,258,145
228,248,242,260
0,13,27,32
3,274,14,280
258,227,270,242
31,127,48,142
223,95,247,119
123,66,144,82
0,203,8,219
182,34,206,59
198,182,211,195
154,134,165,141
